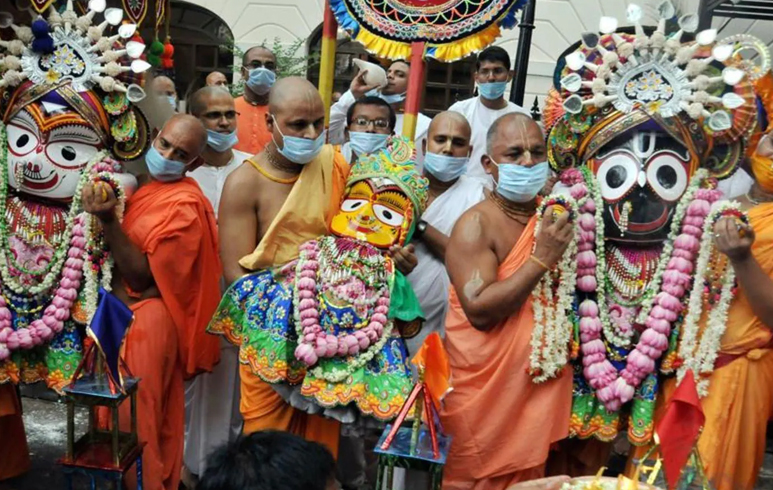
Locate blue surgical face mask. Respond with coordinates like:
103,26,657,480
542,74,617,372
492,159,549,203
478,81,508,101
146,145,188,182
207,129,239,152
167,95,177,110
271,115,325,165
366,88,406,105
423,152,468,182
348,131,390,157
246,67,276,95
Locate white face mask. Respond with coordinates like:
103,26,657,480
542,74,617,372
271,114,326,165
423,152,468,182
491,159,549,202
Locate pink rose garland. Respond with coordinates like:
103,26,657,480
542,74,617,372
611,188,720,406
564,165,722,411
0,214,86,361
293,240,390,368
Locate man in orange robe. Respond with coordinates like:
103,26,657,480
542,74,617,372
631,134,773,490
0,384,30,481
442,113,574,490
84,114,222,490
214,77,417,457
233,46,275,156
217,77,348,455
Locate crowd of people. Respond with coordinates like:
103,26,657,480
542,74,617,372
3,35,773,490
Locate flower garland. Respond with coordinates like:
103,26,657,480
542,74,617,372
0,131,105,296
529,194,580,383
0,143,127,360
0,214,86,360
570,166,725,410
676,202,745,396
82,166,126,322
292,236,394,383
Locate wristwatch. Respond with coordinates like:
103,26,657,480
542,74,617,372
416,220,428,236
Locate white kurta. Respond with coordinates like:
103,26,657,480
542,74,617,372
188,150,249,218
405,176,485,356
184,149,248,476
329,90,431,166
448,96,529,186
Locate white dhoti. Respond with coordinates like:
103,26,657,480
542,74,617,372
183,337,242,476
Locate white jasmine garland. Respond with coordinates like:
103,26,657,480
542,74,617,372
677,202,742,396
79,171,125,323
529,195,579,383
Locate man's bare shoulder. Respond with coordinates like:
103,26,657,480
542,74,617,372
222,159,266,197
452,199,497,242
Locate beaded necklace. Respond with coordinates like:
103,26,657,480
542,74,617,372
604,244,661,305
488,191,536,224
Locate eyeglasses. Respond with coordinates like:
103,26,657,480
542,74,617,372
351,117,390,129
202,111,238,121
245,61,275,71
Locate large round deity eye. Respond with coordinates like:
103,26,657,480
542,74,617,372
341,199,367,212
373,204,404,227
45,141,99,169
7,125,39,156
596,152,639,202
646,152,688,202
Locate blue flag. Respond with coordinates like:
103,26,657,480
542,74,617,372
87,287,134,389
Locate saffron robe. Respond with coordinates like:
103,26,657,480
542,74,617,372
630,202,773,490
233,97,272,156
0,384,30,481
116,178,222,490
222,145,348,456
440,216,573,490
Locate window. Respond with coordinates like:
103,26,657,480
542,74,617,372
139,1,235,100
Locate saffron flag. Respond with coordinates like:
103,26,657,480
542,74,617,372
656,370,705,490
411,332,452,407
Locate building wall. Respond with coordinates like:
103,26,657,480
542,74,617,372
183,0,773,111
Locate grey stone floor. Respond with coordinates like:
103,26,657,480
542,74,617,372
1,386,773,489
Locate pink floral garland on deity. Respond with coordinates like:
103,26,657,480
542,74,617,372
0,214,86,361
562,167,722,411
293,238,390,369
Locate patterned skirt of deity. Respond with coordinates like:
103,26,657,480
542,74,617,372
209,237,413,423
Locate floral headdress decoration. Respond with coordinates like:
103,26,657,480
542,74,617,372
347,135,430,232
0,0,152,159
544,1,760,180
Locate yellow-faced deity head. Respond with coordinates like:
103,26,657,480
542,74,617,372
330,136,428,249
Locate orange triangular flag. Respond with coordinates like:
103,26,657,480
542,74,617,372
656,370,705,489
411,332,452,407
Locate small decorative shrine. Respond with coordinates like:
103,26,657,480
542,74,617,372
60,288,140,489
374,332,452,490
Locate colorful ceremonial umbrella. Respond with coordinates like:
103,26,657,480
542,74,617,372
320,0,527,138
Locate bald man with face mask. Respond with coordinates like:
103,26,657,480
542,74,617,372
82,114,223,490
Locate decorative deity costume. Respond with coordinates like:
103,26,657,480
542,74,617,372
0,1,151,480
0,1,151,392
529,2,759,449
210,136,427,424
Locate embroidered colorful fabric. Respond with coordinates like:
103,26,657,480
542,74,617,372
209,268,412,420
568,351,656,445
330,0,526,62
0,292,82,393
